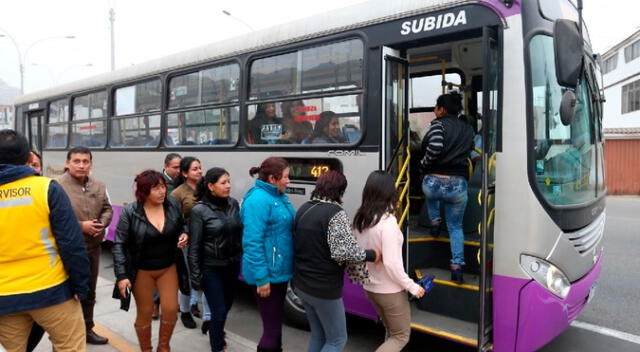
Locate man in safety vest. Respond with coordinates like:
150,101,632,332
0,129,90,352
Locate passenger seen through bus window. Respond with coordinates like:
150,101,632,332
311,111,346,144
280,100,313,143
248,103,283,144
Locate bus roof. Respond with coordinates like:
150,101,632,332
15,0,475,105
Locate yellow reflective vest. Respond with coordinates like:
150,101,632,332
0,175,68,295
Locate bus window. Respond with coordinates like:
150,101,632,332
529,35,597,205
249,38,363,100
167,63,240,146
246,95,361,145
201,64,239,104
45,98,69,148
411,73,462,110
169,72,200,108
111,80,161,147
115,80,161,116
409,72,462,141
110,115,161,147
167,107,239,146
71,91,107,148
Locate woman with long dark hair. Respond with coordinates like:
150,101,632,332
311,111,346,144
112,170,189,352
170,156,209,329
248,103,283,144
293,170,379,352
189,167,243,352
419,92,474,284
241,157,295,352
354,171,424,352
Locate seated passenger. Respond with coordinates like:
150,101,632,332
248,103,283,144
280,100,312,143
311,111,346,144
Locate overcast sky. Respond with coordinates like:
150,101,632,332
0,0,637,94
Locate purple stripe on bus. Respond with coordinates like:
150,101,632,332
493,254,603,351
480,0,522,18
105,204,124,242
343,275,378,320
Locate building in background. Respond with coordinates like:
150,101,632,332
601,29,640,195
0,79,20,130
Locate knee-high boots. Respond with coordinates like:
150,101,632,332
134,324,152,352
156,319,176,352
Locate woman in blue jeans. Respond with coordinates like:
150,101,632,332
292,171,379,352
189,167,243,352
420,92,475,284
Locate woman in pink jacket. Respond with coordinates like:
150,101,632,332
354,170,425,352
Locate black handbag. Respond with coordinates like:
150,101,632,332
112,282,131,312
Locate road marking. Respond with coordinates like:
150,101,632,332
94,322,138,352
571,320,640,345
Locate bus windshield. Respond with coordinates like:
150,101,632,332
529,34,599,206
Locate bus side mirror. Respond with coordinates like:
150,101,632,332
559,90,576,126
553,19,583,88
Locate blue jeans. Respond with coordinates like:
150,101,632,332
202,266,239,352
294,288,347,352
422,174,468,266
179,288,211,320
178,247,210,320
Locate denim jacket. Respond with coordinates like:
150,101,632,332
240,179,295,286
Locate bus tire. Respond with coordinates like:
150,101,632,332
284,283,310,330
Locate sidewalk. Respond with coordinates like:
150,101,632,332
33,276,257,352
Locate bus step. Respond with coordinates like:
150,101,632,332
413,267,482,323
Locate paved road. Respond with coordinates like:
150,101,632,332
84,196,640,352
573,196,640,336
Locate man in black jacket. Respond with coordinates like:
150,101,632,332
0,130,91,351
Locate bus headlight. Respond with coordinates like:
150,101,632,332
520,255,571,299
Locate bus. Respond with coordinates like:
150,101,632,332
13,0,605,350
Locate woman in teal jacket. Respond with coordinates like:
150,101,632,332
240,157,295,352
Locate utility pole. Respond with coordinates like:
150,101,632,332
109,7,115,71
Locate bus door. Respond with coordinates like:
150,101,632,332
477,25,499,352
381,47,411,267
26,110,44,155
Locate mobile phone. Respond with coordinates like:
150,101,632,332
125,286,131,299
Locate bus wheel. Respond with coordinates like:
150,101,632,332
284,283,310,330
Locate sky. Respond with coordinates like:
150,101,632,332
0,0,638,94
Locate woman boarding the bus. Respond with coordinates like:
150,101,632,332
420,92,474,284
354,171,425,352
241,157,295,352
293,170,380,352
188,167,243,352
112,170,189,352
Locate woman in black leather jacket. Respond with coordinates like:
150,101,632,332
188,167,243,352
112,170,190,352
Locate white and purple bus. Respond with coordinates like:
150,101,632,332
13,0,605,350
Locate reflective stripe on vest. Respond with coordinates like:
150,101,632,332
0,175,68,295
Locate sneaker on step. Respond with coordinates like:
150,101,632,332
450,267,463,284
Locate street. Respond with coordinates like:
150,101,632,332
88,196,638,352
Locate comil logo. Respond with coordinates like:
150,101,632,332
400,10,467,35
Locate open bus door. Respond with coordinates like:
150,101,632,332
381,46,410,269
26,111,43,156
478,25,499,352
